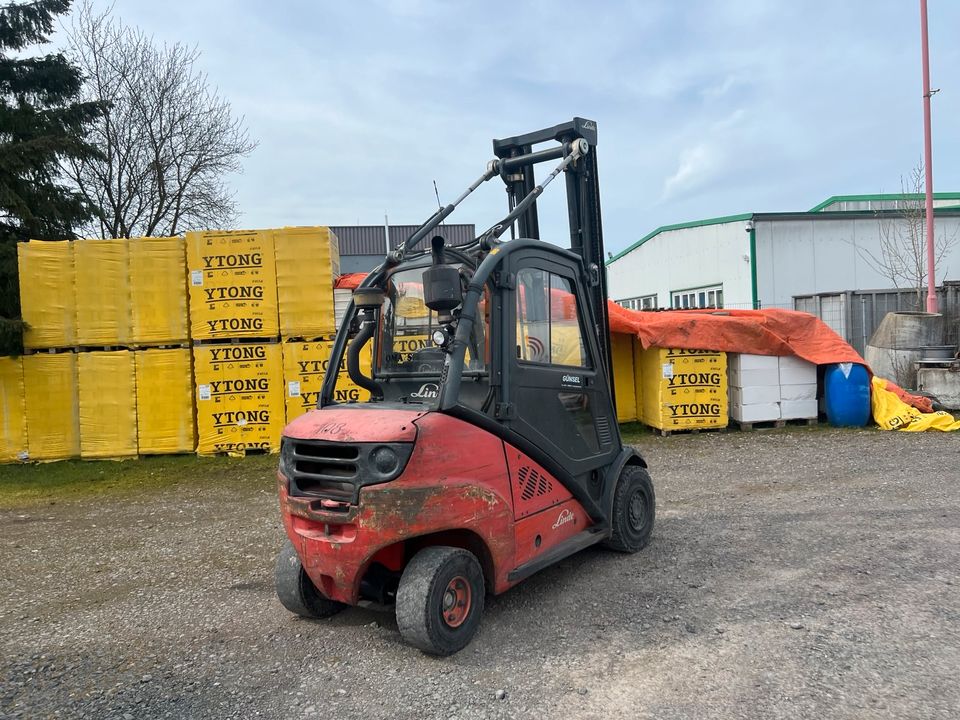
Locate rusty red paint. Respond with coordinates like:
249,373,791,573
279,410,588,604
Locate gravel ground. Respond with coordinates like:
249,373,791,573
1,427,959,720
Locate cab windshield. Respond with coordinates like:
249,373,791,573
375,266,488,379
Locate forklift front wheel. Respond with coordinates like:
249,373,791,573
396,546,485,656
275,541,346,619
603,465,656,553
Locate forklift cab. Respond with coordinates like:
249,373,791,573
276,119,654,656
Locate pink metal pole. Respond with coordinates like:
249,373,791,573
920,0,938,313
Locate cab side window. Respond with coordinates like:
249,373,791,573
515,268,588,368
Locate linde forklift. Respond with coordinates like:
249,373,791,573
275,118,655,655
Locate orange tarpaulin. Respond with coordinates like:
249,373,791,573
608,304,934,413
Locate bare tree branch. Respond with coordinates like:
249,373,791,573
61,1,257,238
855,161,960,308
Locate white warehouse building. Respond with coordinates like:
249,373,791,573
606,193,960,352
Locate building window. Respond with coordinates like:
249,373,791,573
671,285,723,309
617,294,657,311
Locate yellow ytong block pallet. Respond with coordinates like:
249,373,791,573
130,237,188,345
282,339,372,423
23,353,80,461
193,342,284,455
636,346,728,431
135,348,195,454
275,226,340,338
75,239,131,346
0,357,27,462
78,351,138,459
186,230,278,340
18,240,76,349
611,333,637,423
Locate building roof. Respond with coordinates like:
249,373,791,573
330,224,476,256
607,193,960,266
809,192,960,212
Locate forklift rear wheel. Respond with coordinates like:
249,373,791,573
396,546,485,656
275,541,346,619
604,466,656,553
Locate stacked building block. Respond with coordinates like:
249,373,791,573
728,353,819,424
778,356,818,420
74,239,131,346
728,354,781,424
0,357,27,462
135,348,195,454
636,347,728,432
282,340,372,423
192,342,285,455
18,240,76,350
78,351,138,459
275,226,340,339
130,237,189,345
610,333,637,423
22,353,80,461
186,230,279,341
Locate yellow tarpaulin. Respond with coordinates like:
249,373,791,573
282,339,371,422
78,351,138,458
23,353,80,460
18,240,76,349
193,342,285,454
0,357,27,462
871,376,960,432
74,239,131,346
636,347,728,431
130,237,188,345
275,226,340,338
135,348,195,454
186,230,279,340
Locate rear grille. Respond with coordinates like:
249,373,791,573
283,439,360,502
281,437,414,504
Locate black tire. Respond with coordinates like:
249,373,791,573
275,540,346,619
396,546,485,656
603,465,656,553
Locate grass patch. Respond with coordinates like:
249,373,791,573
0,453,279,509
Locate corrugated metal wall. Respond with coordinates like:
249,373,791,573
330,224,475,256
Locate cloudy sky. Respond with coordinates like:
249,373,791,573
78,1,959,256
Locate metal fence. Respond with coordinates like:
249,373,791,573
794,284,960,355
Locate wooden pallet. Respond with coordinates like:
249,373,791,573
650,425,728,438
731,417,819,431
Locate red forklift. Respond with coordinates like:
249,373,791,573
276,119,655,655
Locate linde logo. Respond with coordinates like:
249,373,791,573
206,318,264,333
410,383,439,399
202,252,262,269
552,508,575,529
209,346,267,362
667,372,722,388
209,378,270,394
203,286,264,302
212,410,271,427
667,403,722,418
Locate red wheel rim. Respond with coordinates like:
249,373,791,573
441,575,472,628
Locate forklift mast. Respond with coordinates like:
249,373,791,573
491,117,615,394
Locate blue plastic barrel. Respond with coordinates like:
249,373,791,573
824,363,871,427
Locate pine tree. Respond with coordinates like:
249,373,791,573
0,0,102,355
